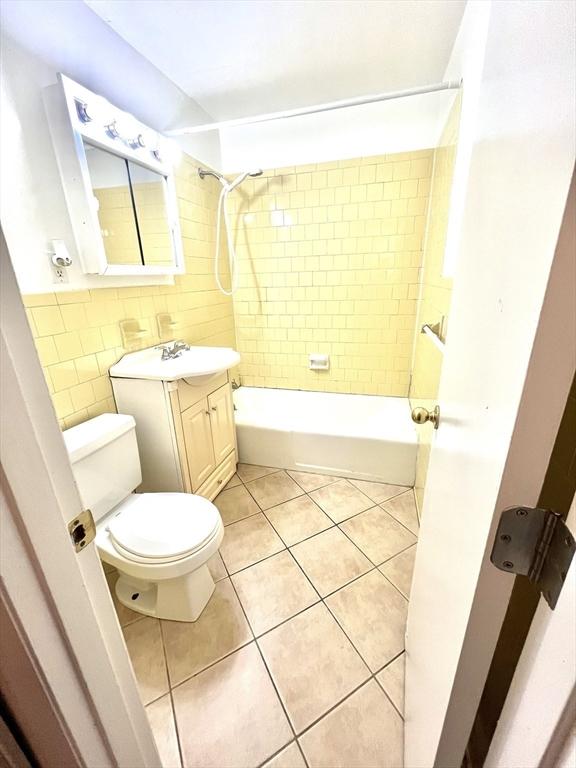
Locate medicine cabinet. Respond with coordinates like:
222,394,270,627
47,74,184,277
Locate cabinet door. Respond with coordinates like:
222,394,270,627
181,399,216,491
207,384,236,464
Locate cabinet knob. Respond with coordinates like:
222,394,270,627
211,406,218,411
205,410,210,416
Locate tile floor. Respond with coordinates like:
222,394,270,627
107,465,419,768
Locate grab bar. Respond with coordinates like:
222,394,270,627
421,322,445,352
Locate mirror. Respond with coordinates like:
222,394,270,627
83,141,173,267
128,160,173,266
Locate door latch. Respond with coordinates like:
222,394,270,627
68,509,96,553
491,506,575,608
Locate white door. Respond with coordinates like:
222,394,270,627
485,497,575,768
405,2,576,766
208,384,236,464
0,231,160,766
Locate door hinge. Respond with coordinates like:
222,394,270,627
68,509,96,553
491,506,575,609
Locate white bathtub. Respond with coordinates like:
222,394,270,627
233,387,417,486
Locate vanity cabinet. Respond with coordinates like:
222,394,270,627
111,372,237,500
181,383,235,490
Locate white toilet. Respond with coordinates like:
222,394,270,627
63,412,224,622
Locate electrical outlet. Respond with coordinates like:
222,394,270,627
52,264,69,284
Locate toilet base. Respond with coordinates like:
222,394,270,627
115,563,216,622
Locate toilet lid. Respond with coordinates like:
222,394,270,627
107,493,221,560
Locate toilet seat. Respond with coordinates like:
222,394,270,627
107,492,220,563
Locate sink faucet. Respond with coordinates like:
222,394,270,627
156,340,190,360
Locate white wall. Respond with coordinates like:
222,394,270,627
441,0,491,277
219,89,457,173
0,0,220,294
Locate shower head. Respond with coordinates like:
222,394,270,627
226,168,263,192
198,166,263,191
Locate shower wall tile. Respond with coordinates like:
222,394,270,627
229,149,433,396
21,154,236,430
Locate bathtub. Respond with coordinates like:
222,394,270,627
233,387,417,486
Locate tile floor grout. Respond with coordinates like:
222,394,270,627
169,512,411,761
218,467,415,751
130,481,416,692
122,539,413,707
123,464,417,767
157,619,186,768
224,557,312,768
222,469,418,547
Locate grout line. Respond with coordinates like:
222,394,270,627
379,492,421,536
242,479,306,513
127,465,416,766
377,540,418,567
378,569,411,603
285,470,341,494
256,488,324,516
251,638,310,768
165,632,256,697
255,739,300,768
373,659,405,721
157,620,185,768
236,467,283,485
298,680,366,739
222,508,262,528
225,570,306,766
260,499,334,552
221,490,402,762
224,542,287,577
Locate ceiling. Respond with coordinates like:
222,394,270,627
84,0,466,123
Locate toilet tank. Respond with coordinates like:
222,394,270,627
63,413,142,523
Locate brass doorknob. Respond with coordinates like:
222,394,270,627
411,405,440,429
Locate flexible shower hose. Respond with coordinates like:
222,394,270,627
214,185,238,296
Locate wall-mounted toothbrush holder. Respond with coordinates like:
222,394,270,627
157,313,180,341
120,318,150,350
309,353,330,371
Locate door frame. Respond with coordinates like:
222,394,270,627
0,228,160,767
485,497,576,768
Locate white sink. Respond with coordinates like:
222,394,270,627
109,345,240,383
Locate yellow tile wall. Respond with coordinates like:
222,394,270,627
22,153,235,430
132,181,173,264
409,92,462,511
228,150,433,396
95,180,173,265
94,186,142,265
